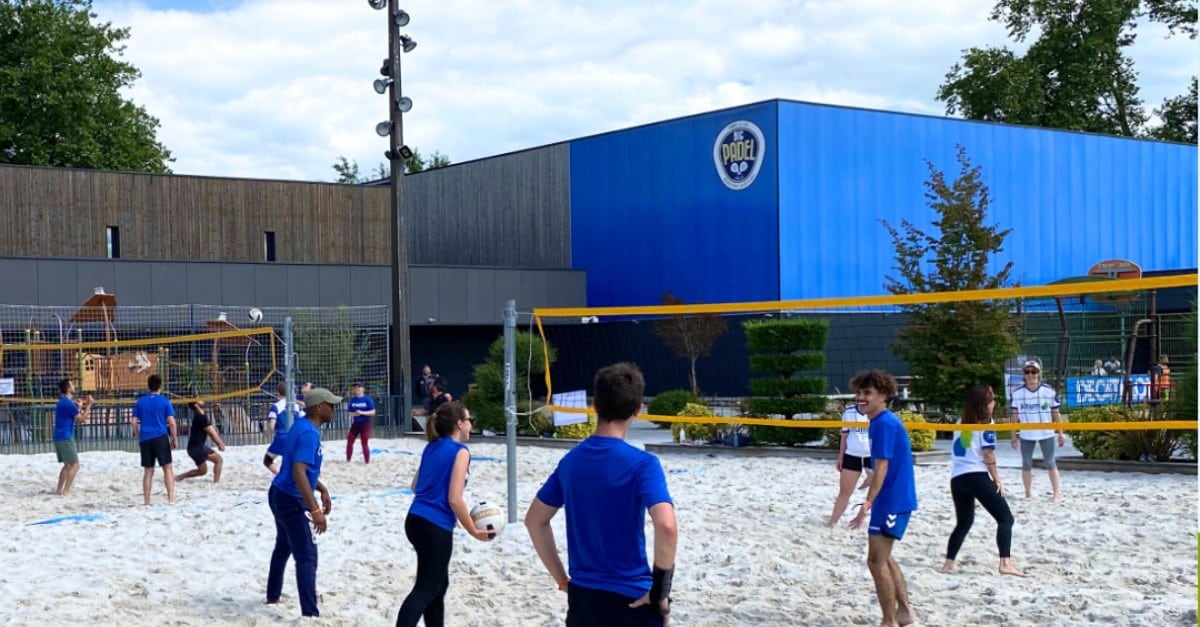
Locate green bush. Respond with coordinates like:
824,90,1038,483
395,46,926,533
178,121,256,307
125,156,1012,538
462,388,504,434
1068,406,1184,461
555,414,595,439
671,402,718,443
896,409,935,452
647,389,701,427
465,331,556,435
821,410,847,449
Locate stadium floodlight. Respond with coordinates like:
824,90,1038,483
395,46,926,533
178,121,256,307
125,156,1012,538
367,0,386,9
398,144,414,159
374,78,392,94
397,96,412,112
393,9,410,27
384,145,414,160
375,120,392,137
379,59,390,77
400,34,417,53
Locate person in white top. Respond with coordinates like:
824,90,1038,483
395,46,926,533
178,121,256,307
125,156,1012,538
942,385,1024,577
827,404,873,526
1008,360,1065,503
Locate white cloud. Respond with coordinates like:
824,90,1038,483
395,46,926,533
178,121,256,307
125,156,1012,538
92,0,1198,181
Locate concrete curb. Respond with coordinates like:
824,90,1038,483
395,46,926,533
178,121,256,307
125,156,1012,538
1035,457,1197,475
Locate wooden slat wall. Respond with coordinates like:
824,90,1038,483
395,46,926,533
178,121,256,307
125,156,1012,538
404,143,572,267
0,165,390,264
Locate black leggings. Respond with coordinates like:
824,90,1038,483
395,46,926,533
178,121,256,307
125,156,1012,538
945,471,1015,560
396,513,453,627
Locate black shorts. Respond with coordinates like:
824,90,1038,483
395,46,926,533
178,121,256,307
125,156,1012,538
842,453,872,473
187,446,214,467
139,435,173,468
566,583,664,627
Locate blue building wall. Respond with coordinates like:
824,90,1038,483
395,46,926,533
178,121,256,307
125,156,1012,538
571,99,1197,307
569,102,780,307
777,100,1198,300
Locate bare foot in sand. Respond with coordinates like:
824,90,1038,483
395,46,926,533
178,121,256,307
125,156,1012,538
897,606,916,626
941,559,955,573
999,561,1026,577
1052,493,1062,504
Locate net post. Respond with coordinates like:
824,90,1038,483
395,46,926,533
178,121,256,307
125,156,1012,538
284,315,295,430
503,299,518,524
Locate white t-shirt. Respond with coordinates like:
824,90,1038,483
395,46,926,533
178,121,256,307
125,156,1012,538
951,423,996,478
1009,383,1061,441
841,406,871,458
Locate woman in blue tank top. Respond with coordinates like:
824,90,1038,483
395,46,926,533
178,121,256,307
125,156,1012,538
396,402,493,627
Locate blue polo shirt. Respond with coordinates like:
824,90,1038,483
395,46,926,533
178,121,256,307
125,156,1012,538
409,436,468,531
271,418,323,499
868,409,918,515
535,436,673,599
348,395,375,423
132,393,175,443
53,396,80,442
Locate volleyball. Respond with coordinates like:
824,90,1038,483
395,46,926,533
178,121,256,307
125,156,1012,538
248,307,263,323
470,501,506,538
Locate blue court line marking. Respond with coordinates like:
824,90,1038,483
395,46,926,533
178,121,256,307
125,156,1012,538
473,456,504,463
375,488,414,498
29,513,105,526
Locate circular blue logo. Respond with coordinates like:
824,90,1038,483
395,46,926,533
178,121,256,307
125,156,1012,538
713,120,765,191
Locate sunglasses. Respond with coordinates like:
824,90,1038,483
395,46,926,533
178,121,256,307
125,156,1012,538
1023,370,1038,375
461,416,475,423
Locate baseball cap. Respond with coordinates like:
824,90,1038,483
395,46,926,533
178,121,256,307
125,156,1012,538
303,387,343,406
1023,360,1042,373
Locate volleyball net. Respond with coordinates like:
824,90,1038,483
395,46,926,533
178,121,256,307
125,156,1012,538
533,274,1198,434
0,304,390,448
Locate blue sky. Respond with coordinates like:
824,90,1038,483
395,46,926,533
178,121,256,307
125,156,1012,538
89,0,1197,182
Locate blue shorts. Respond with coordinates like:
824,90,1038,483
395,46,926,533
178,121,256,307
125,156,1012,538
868,510,912,540
267,432,288,456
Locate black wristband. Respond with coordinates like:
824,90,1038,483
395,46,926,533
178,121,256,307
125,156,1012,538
649,565,673,613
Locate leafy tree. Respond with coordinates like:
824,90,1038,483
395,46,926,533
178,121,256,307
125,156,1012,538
0,0,172,171
462,330,556,435
653,291,728,395
332,156,362,184
882,145,1022,414
937,0,1196,142
1150,77,1198,143
293,308,361,394
331,148,452,182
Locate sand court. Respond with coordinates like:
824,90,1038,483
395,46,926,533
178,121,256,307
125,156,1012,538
0,437,1194,626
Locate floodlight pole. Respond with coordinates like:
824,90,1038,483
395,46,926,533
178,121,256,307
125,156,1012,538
386,0,413,430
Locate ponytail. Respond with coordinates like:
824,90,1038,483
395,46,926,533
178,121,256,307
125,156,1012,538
426,401,468,442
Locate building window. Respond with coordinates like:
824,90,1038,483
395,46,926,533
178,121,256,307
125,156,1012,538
264,231,276,262
106,226,120,259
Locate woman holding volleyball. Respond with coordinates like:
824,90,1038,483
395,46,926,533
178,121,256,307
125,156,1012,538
942,385,1025,577
396,401,493,627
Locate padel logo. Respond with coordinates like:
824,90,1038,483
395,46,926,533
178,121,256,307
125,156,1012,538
713,120,765,191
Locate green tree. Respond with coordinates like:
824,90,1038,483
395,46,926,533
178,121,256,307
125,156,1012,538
462,330,556,435
743,318,829,445
937,0,1196,141
293,308,361,394
1150,77,1197,143
653,291,729,395
0,0,172,171
332,155,361,184
331,148,452,182
882,146,1022,414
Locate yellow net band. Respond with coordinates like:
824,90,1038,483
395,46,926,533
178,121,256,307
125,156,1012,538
532,274,1197,317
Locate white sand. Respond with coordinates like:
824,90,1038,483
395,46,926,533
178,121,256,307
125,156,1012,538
0,437,1195,626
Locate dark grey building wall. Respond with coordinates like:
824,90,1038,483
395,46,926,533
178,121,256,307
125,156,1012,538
0,257,585,325
405,143,571,267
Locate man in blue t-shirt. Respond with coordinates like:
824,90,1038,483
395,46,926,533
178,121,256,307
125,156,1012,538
131,374,178,506
266,386,341,618
525,362,677,626
848,370,918,627
345,382,376,463
53,378,93,496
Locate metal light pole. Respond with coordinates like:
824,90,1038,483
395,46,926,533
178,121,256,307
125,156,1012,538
370,0,416,430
